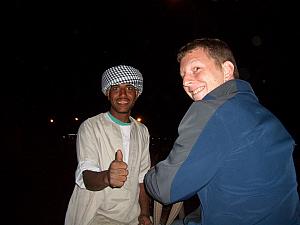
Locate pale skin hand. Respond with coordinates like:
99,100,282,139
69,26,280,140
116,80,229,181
107,149,128,188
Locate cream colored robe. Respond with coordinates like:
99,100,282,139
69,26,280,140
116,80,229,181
65,113,151,225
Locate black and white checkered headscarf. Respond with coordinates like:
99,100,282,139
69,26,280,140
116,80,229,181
101,65,143,95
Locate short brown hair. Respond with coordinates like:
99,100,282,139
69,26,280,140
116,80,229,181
177,38,239,78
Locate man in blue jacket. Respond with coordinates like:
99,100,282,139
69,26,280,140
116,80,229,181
144,38,300,225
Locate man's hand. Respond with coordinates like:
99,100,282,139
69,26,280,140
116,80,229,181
107,150,128,188
138,214,153,225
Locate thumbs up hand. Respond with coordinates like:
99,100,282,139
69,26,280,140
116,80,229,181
107,149,128,188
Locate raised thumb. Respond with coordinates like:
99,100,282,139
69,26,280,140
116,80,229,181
115,149,123,162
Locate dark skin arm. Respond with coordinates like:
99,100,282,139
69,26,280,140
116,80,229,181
138,183,153,225
83,150,128,191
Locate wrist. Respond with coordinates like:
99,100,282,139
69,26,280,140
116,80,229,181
103,170,110,186
139,213,150,218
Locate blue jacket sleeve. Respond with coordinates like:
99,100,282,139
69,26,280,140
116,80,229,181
144,101,232,204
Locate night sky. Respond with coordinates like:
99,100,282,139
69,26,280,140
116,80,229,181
14,0,298,136
12,0,300,224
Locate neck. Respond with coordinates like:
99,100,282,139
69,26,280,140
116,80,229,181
108,111,130,124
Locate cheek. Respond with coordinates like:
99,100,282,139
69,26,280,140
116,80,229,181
208,78,223,91
183,86,189,93
130,92,138,100
183,87,192,97
132,97,137,103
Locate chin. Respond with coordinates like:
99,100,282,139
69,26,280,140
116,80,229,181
193,95,204,101
118,110,130,114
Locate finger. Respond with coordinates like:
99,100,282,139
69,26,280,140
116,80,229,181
115,149,123,162
116,168,129,176
110,174,127,187
110,180,125,188
110,168,128,179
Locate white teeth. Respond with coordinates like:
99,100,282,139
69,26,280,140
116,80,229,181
118,100,129,104
192,86,204,95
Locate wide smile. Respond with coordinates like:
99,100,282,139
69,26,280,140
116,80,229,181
117,99,130,105
192,86,205,96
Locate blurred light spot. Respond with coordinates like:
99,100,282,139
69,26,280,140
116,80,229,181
251,35,262,47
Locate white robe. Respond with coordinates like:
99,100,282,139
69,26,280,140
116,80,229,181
65,113,150,225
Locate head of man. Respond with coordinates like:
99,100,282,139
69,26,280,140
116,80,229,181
101,65,143,118
177,38,239,101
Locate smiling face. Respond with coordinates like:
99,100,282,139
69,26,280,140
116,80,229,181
179,48,234,101
107,84,138,121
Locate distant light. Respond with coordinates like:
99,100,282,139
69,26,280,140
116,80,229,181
136,117,142,122
74,117,79,121
50,118,54,123
251,35,262,47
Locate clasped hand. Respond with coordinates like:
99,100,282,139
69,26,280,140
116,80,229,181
107,149,128,188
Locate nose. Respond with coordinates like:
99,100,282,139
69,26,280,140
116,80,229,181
182,73,193,87
118,87,127,96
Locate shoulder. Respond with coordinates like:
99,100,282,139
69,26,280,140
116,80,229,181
78,113,105,130
130,117,149,134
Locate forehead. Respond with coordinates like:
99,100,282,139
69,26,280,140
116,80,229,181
180,49,211,71
181,48,208,63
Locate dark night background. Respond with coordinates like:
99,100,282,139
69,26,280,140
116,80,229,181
11,0,299,224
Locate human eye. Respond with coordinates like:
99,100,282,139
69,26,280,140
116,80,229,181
111,85,119,91
126,85,135,91
192,66,201,73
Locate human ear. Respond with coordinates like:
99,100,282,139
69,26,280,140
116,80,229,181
135,90,140,100
106,91,111,100
222,61,235,82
